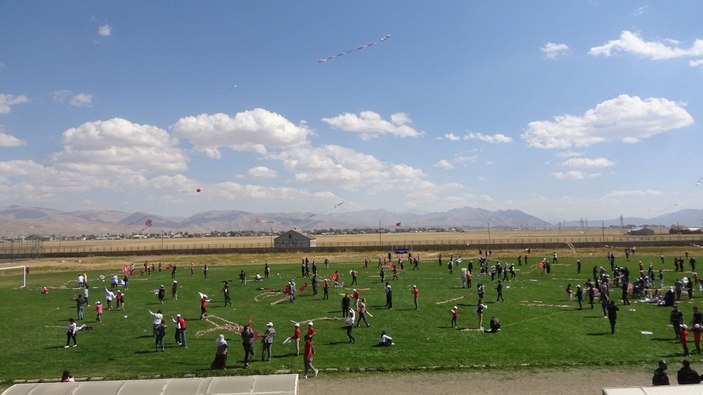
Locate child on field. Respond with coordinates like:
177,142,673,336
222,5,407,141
451,306,458,327
681,324,690,356
95,301,103,322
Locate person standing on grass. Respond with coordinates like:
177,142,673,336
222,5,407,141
606,300,619,334
450,306,458,328
175,314,187,347
385,284,393,309
306,321,316,339
586,281,595,309
190,262,194,276
200,293,210,319
157,285,165,304
171,281,178,300
351,268,358,286
302,335,318,379
241,325,255,368
115,290,124,310
346,307,356,343
477,283,485,301
155,321,166,352
95,301,103,322
261,322,275,361
496,280,505,303
412,285,419,310
323,278,329,300
104,288,114,310
293,323,301,355
148,309,163,341
680,324,690,356
476,300,487,330
211,334,228,370
203,264,208,279
171,263,177,279
671,305,684,340
65,318,77,348
223,281,231,307
74,294,86,320
352,289,360,308
341,293,351,318
357,298,370,327
575,285,583,310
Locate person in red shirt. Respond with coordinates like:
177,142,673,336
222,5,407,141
200,295,209,320
302,335,318,379
412,285,419,310
451,306,458,328
174,314,187,347
352,289,360,308
681,324,690,356
293,323,301,355
306,321,316,339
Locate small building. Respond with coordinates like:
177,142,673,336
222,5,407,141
274,229,316,248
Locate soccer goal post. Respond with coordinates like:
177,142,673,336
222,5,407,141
0,265,27,288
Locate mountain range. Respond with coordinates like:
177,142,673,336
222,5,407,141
0,205,701,237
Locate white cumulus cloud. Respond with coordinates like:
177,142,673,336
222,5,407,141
0,130,26,147
551,170,585,180
172,108,311,158
589,30,703,60
465,132,513,144
441,133,461,141
54,118,188,175
521,94,693,149
434,159,454,170
321,111,423,140
248,166,277,178
561,157,615,168
70,93,93,108
541,42,569,60
98,24,112,37
0,93,29,114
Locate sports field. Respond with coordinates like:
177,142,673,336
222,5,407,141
0,245,700,387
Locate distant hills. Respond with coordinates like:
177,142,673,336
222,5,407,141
0,205,701,237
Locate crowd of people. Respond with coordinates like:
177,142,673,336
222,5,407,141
49,248,703,386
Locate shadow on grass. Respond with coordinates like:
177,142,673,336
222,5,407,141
650,337,676,342
45,345,71,349
134,350,156,354
586,332,610,336
327,341,352,345
583,315,607,319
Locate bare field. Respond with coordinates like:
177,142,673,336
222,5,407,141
38,228,677,251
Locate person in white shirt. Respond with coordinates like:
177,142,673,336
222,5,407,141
346,308,356,343
378,330,393,346
65,318,78,348
105,288,115,310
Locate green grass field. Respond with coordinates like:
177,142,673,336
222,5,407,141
0,248,700,384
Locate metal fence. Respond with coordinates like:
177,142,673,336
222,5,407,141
2,234,702,260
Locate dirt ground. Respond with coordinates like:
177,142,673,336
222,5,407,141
297,368,651,394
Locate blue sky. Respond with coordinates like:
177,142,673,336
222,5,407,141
0,1,702,223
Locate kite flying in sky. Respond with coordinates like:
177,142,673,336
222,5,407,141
138,218,153,233
317,35,391,64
